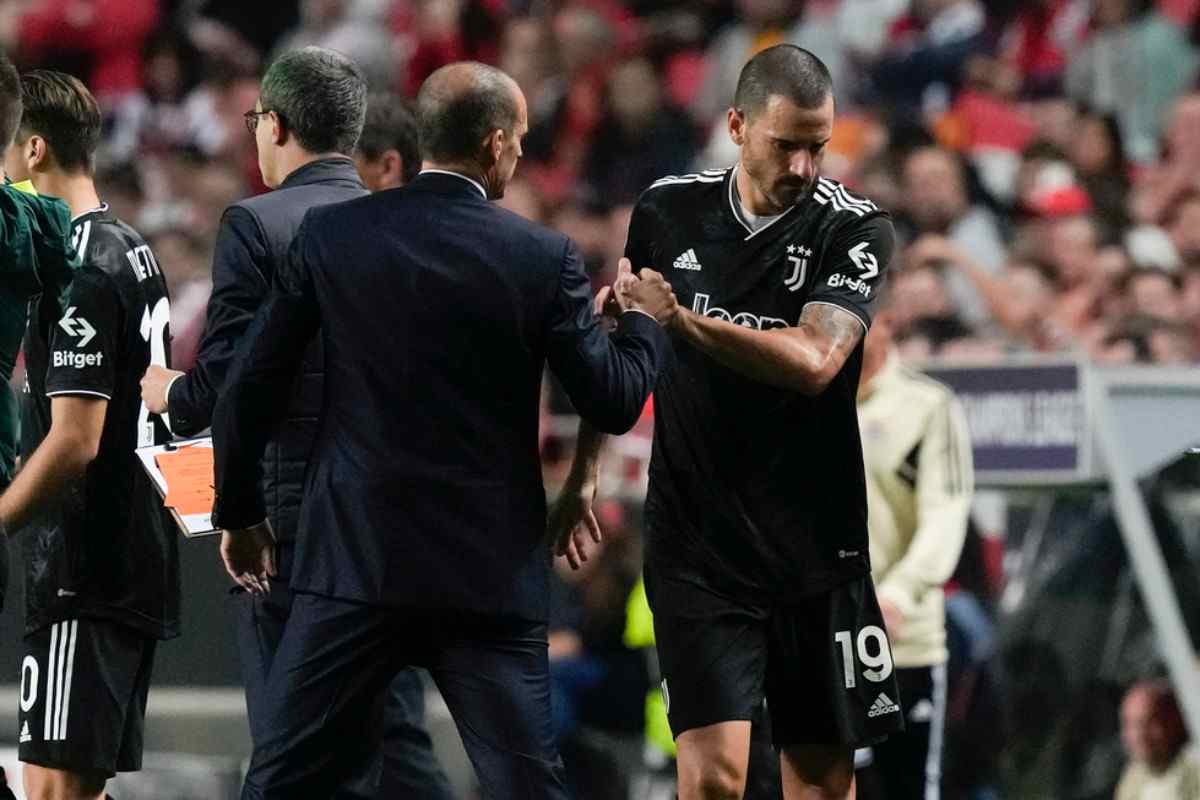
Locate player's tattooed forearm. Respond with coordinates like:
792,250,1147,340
800,303,866,357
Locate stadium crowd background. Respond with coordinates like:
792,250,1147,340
3,0,1200,798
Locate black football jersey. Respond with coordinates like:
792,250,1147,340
627,166,894,600
20,205,180,639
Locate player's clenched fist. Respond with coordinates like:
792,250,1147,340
625,267,678,326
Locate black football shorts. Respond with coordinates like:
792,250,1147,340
17,618,156,776
645,566,905,748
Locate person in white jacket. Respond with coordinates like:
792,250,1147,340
856,308,974,799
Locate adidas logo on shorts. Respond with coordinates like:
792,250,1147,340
19,720,30,743
673,249,702,271
867,692,900,718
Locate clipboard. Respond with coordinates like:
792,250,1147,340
136,437,218,538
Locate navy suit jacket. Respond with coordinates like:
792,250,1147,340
211,172,670,621
168,158,367,557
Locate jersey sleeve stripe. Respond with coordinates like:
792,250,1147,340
649,174,725,189
833,185,877,213
45,389,113,401
813,191,867,217
816,180,877,213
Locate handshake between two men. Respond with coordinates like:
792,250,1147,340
594,257,678,327
546,256,678,572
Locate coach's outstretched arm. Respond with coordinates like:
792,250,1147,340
657,214,894,396
544,240,675,435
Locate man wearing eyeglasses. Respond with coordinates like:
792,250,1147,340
140,46,451,798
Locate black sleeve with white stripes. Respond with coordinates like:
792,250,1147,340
44,267,120,401
806,213,894,332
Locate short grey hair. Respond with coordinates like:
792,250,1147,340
260,46,367,155
416,62,519,163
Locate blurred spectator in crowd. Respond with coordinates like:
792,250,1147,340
107,28,228,164
1068,108,1131,232
1115,680,1200,799
1130,92,1200,224
275,0,397,88
400,0,511,95
1124,267,1185,324
898,145,1007,324
906,235,1071,352
998,0,1090,96
15,0,161,103
869,0,988,120
1065,0,1199,164
1101,314,1197,364
353,93,420,191
581,57,697,210
888,261,956,333
1013,139,1073,217
196,0,302,57
1165,192,1200,268
1029,212,1105,334
517,6,616,202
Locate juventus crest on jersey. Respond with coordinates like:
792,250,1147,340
626,166,895,600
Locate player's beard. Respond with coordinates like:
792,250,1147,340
769,175,814,209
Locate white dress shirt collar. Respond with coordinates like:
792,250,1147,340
418,169,488,199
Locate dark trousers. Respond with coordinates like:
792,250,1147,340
857,664,947,800
240,592,570,800
235,582,455,800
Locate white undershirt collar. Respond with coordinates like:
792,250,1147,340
418,169,487,199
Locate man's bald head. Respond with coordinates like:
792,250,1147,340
417,62,521,165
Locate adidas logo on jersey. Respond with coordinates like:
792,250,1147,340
673,249,702,271
868,693,900,718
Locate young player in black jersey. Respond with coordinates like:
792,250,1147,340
552,45,902,799
0,71,179,800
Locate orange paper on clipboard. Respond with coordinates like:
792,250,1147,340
154,446,215,516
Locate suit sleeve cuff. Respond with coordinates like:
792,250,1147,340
211,494,267,531
616,308,661,337
164,372,186,432
620,308,658,324
165,373,186,410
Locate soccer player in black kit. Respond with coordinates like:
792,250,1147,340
554,45,903,799
0,71,178,800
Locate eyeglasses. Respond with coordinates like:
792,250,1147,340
243,109,275,135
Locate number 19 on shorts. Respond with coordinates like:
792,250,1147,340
834,626,894,689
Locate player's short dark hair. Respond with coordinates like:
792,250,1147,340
358,94,421,184
0,53,21,149
733,45,833,118
417,62,518,164
18,70,102,174
259,46,367,156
